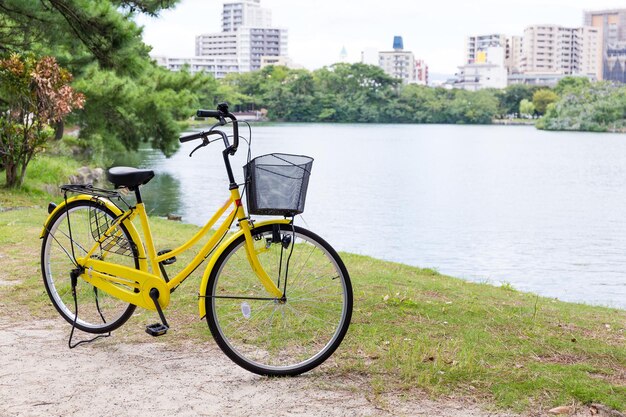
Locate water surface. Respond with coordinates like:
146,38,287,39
125,124,626,309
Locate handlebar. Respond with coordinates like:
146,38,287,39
179,131,206,143
178,103,240,187
196,109,222,118
190,102,239,153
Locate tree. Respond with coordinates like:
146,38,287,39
0,0,205,160
0,0,179,76
553,76,591,96
0,54,84,187
74,65,217,159
519,99,535,117
312,63,399,122
497,84,539,116
538,82,626,132
532,89,559,115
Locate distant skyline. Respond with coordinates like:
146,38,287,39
136,0,626,75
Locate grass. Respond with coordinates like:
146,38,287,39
0,157,624,414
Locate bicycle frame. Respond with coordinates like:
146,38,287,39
41,187,290,315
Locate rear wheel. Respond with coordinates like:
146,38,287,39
206,224,352,376
41,200,138,333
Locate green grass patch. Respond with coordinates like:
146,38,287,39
0,142,84,208
0,183,624,414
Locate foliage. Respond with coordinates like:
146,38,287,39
553,76,591,96
0,54,83,187
0,0,179,76
74,65,217,160
532,89,559,115
0,0,208,165
227,64,503,124
538,82,626,132
497,84,539,116
519,99,535,117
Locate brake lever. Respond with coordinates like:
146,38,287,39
189,137,209,157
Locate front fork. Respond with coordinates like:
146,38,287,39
233,192,284,299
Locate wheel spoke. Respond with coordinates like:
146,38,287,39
206,224,352,376
42,202,137,333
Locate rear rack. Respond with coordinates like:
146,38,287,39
59,184,135,257
60,184,121,199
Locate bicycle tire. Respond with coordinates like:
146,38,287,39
205,223,352,376
41,199,138,334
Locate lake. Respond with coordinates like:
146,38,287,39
122,124,626,309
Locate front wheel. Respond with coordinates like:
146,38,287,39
205,224,352,376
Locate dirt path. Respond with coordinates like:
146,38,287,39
0,320,519,417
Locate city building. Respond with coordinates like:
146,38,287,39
505,36,523,74
260,55,302,69
221,0,271,32
465,33,523,75
414,59,428,86
378,36,428,85
584,9,626,82
153,56,240,79
157,0,288,78
519,24,601,79
455,46,508,90
465,34,507,64
507,73,595,87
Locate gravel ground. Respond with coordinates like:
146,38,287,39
0,320,521,417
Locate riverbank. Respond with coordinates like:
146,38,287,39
0,180,624,415
491,118,536,126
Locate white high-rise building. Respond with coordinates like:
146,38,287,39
195,0,287,74
157,0,288,78
465,34,507,64
520,24,601,78
466,33,523,75
221,0,272,32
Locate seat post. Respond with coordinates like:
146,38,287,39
134,187,143,204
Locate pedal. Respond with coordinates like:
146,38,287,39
145,288,171,337
145,323,168,337
157,249,176,265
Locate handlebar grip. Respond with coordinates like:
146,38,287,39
197,109,222,118
179,131,205,143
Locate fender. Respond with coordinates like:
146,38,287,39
40,195,148,271
198,219,291,318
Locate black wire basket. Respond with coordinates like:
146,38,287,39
244,153,313,216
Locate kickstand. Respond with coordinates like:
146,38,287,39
68,268,111,349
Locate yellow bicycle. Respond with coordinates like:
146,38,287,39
40,104,352,376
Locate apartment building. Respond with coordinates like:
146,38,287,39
584,9,626,82
456,46,508,90
196,27,286,73
221,0,271,32
153,55,240,79
465,33,522,74
465,34,507,64
520,24,601,79
157,0,288,78
378,36,428,85
195,0,287,74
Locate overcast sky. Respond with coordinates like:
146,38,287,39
136,0,625,75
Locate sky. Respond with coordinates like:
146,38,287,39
136,0,626,76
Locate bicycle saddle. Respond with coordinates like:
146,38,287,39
107,166,154,190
